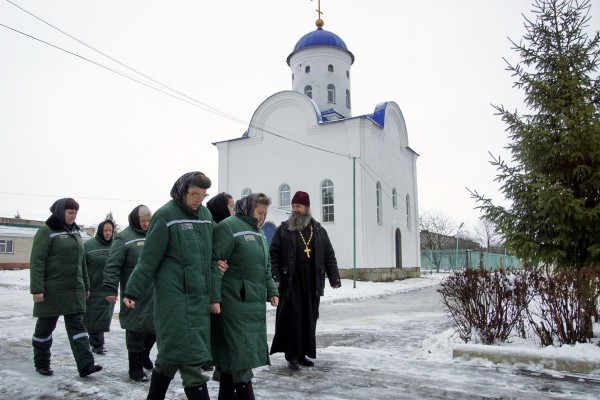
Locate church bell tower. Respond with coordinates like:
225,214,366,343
287,6,355,119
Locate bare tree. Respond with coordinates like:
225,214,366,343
473,219,503,252
420,210,461,271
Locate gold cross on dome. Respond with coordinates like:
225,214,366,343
314,0,322,20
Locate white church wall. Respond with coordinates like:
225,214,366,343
356,103,419,268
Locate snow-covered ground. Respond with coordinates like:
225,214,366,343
1,269,600,399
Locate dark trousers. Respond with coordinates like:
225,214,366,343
32,313,94,374
89,331,104,348
126,329,156,353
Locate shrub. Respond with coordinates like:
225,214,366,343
437,269,530,344
524,267,600,346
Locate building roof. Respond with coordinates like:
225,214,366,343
0,225,92,240
287,27,355,65
0,225,39,238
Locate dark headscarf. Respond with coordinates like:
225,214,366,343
170,171,211,210
234,194,254,217
96,219,115,245
128,205,149,234
207,192,232,223
48,197,79,231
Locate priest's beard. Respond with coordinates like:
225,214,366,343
288,209,312,231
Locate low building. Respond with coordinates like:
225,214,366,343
0,217,92,270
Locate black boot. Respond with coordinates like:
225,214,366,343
217,371,235,400
234,380,255,400
142,347,154,370
143,334,156,370
146,370,172,400
184,383,210,400
129,351,148,382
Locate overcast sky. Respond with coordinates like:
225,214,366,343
1,0,598,234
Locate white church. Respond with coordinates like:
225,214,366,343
213,16,421,281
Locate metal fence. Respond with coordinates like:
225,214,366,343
420,249,522,271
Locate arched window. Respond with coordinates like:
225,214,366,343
406,194,411,230
279,184,291,210
392,188,398,209
321,179,334,222
327,84,336,103
346,89,351,109
346,70,350,78
305,66,311,73
304,85,312,99
376,182,383,224
241,188,252,197
328,64,334,72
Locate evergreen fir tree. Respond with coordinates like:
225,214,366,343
469,0,600,269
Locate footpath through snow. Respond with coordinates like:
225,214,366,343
1,270,600,399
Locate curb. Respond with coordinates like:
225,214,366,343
453,344,600,374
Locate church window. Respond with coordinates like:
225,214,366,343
346,89,351,109
346,70,350,78
392,188,398,209
305,66,311,73
327,84,335,103
376,182,383,224
279,184,291,210
304,85,312,99
241,188,252,197
321,179,334,222
328,64,334,72
406,194,411,230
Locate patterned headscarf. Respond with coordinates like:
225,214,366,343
170,171,211,208
234,194,255,217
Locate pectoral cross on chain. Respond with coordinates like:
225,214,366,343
304,247,311,258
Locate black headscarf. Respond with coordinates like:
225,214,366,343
47,197,79,232
207,192,232,223
128,205,148,235
96,219,115,245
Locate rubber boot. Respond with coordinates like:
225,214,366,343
217,371,236,400
129,351,148,382
234,380,255,400
184,382,210,400
146,370,173,400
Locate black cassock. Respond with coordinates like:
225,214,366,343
270,226,320,360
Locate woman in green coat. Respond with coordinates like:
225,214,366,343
123,171,215,400
103,205,155,382
210,193,279,400
83,218,115,355
30,198,102,378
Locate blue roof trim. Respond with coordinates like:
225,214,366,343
367,102,388,128
321,108,346,121
287,27,355,65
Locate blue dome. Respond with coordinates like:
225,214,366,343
287,27,355,65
